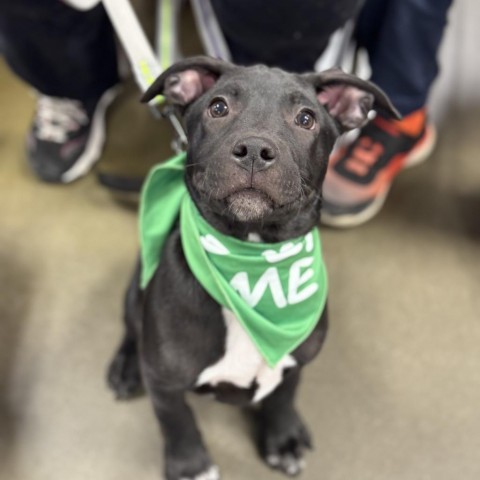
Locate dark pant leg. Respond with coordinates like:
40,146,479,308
356,0,453,115
211,0,362,72
0,0,118,102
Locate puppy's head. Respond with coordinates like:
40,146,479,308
143,56,399,226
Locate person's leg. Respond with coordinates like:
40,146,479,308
322,0,453,228
0,1,118,106
359,0,453,116
0,0,119,183
211,0,362,72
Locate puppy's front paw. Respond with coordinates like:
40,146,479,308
260,411,312,477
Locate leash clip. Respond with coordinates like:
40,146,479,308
149,103,188,154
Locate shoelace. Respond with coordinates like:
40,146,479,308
35,96,89,143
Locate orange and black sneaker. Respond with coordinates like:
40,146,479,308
321,108,437,228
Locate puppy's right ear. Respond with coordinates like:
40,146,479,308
302,68,401,131
141,56,234,106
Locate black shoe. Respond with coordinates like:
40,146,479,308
26,87,118,183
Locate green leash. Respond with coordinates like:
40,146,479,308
140,153,328,367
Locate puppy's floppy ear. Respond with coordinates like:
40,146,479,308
303,68,401,131
141,56,234,106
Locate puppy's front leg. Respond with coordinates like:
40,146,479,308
147,381,219,480
258,368,312,477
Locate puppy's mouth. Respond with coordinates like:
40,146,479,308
226,188,274,222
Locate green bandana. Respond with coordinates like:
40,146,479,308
140,153,328,367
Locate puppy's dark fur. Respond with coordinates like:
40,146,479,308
107,56,398,480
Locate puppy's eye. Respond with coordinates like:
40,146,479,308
295,110,315,129
209,99,229,118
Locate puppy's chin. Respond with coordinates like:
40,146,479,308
226,189,273,222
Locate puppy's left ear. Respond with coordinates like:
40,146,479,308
141,55,234,106
303,68,401,131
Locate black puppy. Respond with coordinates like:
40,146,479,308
108,56,398,480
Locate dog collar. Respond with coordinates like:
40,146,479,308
140,152,328,367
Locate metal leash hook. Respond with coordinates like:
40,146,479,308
148,102,188,154
162,105,188,154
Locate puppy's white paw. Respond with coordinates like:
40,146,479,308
266,454,306,477
180,465,220,480
261,411,311,477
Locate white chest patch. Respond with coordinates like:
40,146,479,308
196,308,297,403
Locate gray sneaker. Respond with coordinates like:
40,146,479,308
26,87,118,183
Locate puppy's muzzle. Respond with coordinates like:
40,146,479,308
232,136,277,173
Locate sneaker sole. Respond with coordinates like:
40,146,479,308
321,124,437,228
60,86,119,183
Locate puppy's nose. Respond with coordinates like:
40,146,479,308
232,136,277,172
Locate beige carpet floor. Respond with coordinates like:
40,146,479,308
1,58,479,480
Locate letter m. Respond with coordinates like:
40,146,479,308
230,268,287,308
